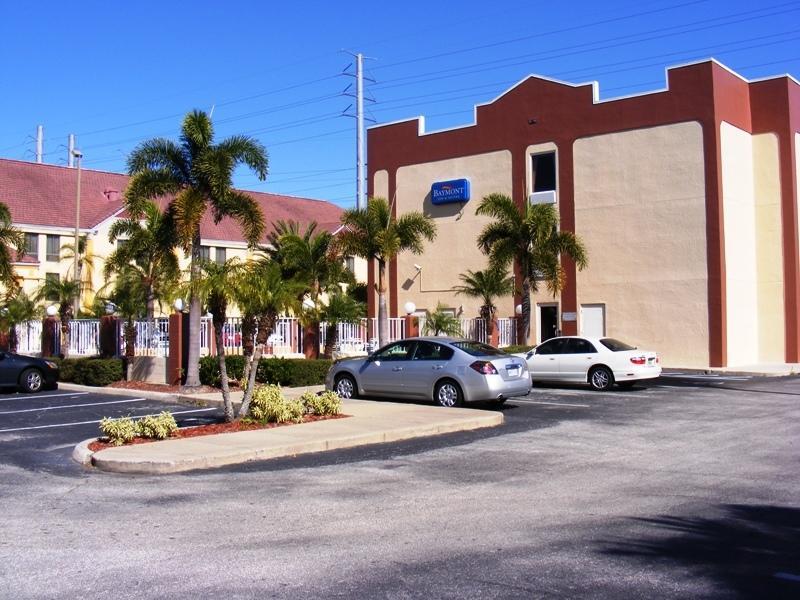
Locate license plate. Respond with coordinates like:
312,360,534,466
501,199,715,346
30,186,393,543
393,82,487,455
506,366,521,377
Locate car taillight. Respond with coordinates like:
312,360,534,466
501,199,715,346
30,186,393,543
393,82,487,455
630,356,646,365
470,361,498,375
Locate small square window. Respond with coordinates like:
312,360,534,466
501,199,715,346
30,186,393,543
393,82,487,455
46,235,60,262
345,257,355,272
199,245,210,261
215,247,226,265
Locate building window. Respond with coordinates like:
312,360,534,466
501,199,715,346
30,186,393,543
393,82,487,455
215,247,226,265
117,239,129,251
199,245,210,261
345,256,355,273
45,235,60,261
45,272,59,301
530,151,557,205
24,233,39,257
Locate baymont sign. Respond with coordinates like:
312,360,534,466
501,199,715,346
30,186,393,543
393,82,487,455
431,179,470,205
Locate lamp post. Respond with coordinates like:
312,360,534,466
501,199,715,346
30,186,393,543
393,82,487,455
72,149,83,316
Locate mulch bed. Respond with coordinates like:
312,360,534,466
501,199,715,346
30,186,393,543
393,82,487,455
107,381,222,394
88,413,350,452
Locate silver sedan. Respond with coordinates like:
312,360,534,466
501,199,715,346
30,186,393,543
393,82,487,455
325,337,531,407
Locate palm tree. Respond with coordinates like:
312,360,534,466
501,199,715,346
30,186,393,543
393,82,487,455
61,235,97,315
236,259,303,418
476,194,588,343
422,303,463,337
105,201,179,321
320,290,366,357
35,277,83,359
0,201,24,295
454,268,515,335
337,197,436,347
194,258,244,422
1,291,41,352
107,268,147,379
125,110,268,388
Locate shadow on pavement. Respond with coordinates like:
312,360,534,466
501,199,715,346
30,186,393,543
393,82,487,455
599,504,800,599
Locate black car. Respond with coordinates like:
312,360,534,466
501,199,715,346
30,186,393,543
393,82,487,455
0,352,59,393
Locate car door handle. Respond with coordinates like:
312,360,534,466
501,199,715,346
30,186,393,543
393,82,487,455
432,365,443,370
392,367,403,371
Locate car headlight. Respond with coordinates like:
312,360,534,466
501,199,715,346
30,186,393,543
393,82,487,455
44,361,58,369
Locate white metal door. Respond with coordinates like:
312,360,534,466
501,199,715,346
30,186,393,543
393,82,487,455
580,304,605,338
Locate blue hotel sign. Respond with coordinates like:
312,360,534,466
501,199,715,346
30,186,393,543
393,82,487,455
431,179,470,205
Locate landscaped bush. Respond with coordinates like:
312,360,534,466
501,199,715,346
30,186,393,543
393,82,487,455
248,384,304,423
72,358,124,386
501,344,535,355
136,412,178,440
300,390,342,416
99,416,137,446
199,355,332,388
54,356,124,386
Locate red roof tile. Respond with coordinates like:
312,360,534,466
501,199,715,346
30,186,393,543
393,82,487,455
0,158,343,242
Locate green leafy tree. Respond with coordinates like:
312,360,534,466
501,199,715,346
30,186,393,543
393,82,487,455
454,268,515,337
337,197,436,347
125,110,268,388
35,278,84,359
476,194,588,343
0,201,24,295
107,268,147,379
422,303,463,337
193,258,244,422
61,235,98,315
105,201,179,321
320,290,366,357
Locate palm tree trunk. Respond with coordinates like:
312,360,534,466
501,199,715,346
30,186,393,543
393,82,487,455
61,316,70,359
240,312,256,387
377,259,388,347
238,312,275,418
8,326,18,353
215,322,233,422
183,228,202,388
323,322,337,357
521,276,532,345
125,318,136,380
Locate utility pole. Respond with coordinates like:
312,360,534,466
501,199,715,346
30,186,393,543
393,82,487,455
72,149,83,316
35,126,43,163
68,135,76,168
342,52,375,210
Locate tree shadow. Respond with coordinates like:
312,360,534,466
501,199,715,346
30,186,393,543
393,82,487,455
600,504,800,599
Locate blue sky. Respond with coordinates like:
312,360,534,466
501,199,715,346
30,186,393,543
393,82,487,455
1,0,798,208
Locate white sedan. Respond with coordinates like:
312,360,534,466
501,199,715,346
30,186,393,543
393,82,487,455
519,336,661,391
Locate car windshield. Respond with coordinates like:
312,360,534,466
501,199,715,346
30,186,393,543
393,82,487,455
451,341,506,357
600,338,637,352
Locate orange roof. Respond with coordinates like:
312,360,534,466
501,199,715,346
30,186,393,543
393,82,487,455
0,158,343,242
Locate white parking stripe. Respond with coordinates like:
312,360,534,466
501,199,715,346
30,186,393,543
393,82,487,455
0,408,218,433
0,397,148,415
513,399,590,408
0,392,89,403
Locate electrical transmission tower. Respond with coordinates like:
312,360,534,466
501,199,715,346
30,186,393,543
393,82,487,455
342,52,375,210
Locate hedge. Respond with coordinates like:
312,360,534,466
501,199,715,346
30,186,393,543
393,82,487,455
501,344,535,355
52,356,124,386
199,355,332,387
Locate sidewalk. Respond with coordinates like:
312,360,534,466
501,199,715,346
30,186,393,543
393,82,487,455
69,384,504,474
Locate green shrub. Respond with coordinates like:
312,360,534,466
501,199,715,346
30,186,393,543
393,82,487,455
248,384,305,423
501,344,535,355
54,358,80,382
300,390,342,416
198,355,332,387
99,416,137,446
72,358,124,386
136,412,178,440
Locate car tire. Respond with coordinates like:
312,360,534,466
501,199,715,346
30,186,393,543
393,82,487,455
494,398,507,406
589,366,614,391
334,374,358,399
20,368,44,393
434,379,463,408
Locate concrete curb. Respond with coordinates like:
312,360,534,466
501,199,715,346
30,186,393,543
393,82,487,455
58,382,181,402
79,400,503,475
72,438,97,466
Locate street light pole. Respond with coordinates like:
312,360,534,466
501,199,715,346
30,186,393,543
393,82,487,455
72,149,83,316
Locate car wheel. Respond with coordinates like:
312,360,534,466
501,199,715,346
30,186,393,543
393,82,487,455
434,379,463,408
334,374,358,399
589,366,614,391
20,368,44,393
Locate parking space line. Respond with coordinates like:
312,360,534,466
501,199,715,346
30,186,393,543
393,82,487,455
0,392,89,403
0,397,148,415
513,399,590,408
0,408,218,432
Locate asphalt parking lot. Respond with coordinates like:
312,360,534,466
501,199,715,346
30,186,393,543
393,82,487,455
1,373,799,598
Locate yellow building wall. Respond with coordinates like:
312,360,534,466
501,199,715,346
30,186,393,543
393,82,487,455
720,122,784,366
573,121,710,367
394,151,514,319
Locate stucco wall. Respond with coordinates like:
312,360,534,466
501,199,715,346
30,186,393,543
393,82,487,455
720,122,784,366
394,151,514,319
573,121,709,367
